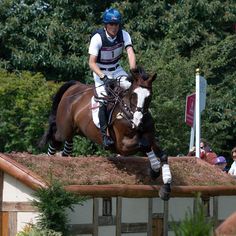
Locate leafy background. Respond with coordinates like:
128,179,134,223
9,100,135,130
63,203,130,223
0,0,235,160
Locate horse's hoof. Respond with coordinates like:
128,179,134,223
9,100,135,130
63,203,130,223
149,168,161,180
159,184,171,201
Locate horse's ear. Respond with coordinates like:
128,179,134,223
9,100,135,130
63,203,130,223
130,68,138,81
127,74,134,83
151,73,157,82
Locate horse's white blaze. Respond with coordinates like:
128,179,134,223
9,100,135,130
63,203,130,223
132,87,150,127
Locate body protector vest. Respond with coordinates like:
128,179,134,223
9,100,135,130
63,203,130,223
92,28,124,65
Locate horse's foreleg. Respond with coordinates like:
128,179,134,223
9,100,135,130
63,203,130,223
158,153,172,201
62,140,73,156
149,144,172,201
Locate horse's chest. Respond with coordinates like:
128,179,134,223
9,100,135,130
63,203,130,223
121,134,140,148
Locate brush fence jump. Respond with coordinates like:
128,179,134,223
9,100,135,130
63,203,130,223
1,153,236,236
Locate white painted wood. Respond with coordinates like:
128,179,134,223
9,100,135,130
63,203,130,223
168,198,194,220
152,197,164,214
99,226,116,236
17,212,39,232
67,199,93,224
3,174,36,202
218,196,236,219
122,198,148,223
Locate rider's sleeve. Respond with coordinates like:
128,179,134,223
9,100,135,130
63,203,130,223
122,30,133,49
88,33,102,56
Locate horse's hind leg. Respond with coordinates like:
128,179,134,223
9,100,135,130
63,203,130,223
47,140,63,155
62,140,73,156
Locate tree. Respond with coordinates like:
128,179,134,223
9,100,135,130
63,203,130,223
0,0,235,156
0,0,109,81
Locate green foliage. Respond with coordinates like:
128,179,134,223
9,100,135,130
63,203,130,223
0,68,111,155
0,0,106,81
0,0,235,156
32,181,87,235
16,224,62,236
72,135,110,156
0,69,59,153
171,195,213,236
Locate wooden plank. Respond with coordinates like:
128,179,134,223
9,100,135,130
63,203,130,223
121,223,147,233
0,171,3,209
2,202,36,212
93,198,98,236
0,171,3,236
69,222,149,234
152,217,163,236
1,212,8,236
147,198,152,236
213,196,219,227
0,213,1,236
8,212,17,236
98,215,116,225
69,224,93,234
163,200,169,236
116,197,122,236
201,196,210,217
65,185,236,198
0,154,46,190
152,213,164,218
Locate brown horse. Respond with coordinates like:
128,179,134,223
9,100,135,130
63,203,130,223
40,67,172,200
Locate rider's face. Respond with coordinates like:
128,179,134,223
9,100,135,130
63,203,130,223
105,23,119,38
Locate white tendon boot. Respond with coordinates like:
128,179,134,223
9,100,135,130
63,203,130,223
162,164,172,184
147,150,161,172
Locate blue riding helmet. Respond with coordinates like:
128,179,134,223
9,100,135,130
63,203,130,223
102,8,122,24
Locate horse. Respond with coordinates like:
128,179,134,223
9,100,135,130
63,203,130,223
40,66,172,200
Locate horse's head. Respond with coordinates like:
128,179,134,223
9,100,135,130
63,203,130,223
129,66,157,128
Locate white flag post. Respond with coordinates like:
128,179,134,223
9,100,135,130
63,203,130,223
195,68,207,158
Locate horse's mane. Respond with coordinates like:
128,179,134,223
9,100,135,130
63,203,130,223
129,66,149,81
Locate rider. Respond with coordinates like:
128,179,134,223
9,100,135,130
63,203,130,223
88,8,136,149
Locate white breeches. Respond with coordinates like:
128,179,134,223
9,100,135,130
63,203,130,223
94,65,131,98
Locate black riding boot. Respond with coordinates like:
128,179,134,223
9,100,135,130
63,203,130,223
99,104,114,149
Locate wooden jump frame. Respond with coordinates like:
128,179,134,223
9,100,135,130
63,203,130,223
0,195,223,236
1,154,236,236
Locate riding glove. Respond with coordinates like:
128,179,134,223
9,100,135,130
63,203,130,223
102,75,113,91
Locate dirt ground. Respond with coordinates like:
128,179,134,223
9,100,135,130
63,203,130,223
4,152,236,186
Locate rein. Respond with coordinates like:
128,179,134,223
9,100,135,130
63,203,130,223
105,86,134,126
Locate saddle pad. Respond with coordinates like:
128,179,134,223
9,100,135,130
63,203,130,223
91,96,100,128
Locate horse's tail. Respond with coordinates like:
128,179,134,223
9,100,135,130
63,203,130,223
39,80,77,148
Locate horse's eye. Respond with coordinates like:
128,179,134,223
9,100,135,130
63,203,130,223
130,93,137,107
